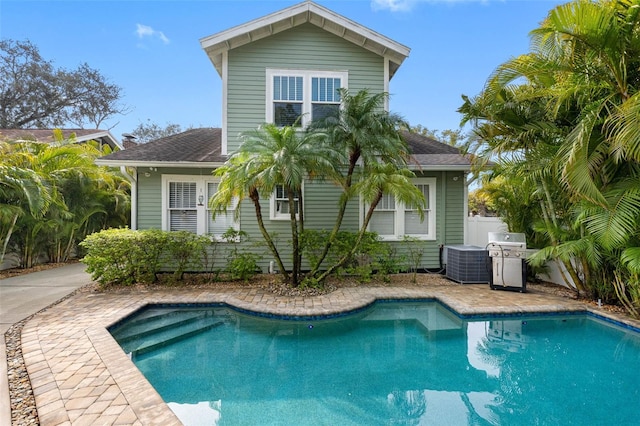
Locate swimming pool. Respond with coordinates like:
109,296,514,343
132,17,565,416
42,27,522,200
110,301,640,425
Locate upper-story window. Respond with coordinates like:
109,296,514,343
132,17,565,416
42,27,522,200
273,76,303,127
267,69,348,127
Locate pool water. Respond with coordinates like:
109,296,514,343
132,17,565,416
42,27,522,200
110,302,640,425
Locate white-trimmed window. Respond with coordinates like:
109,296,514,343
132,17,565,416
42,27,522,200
266,69,347,127
270,184,302,221
162,175,239,238
368,178,436,240
206,182,238,236
168,181,198,233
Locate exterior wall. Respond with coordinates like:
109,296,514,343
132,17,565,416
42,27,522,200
226,23,384,152
133,23,468,274
136,169,466,272
136,168,216,231
384,171,466,270
136,170,162,230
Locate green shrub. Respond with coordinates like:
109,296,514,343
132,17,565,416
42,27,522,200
80,229,216,286
81,228,143,285
402,236,425,283
221,228,260,281
164,231,211,280
302,230,392,283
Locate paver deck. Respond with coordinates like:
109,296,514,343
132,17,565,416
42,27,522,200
21,282,640,425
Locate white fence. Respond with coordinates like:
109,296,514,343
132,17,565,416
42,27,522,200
466,216,572,288
466,216,508,248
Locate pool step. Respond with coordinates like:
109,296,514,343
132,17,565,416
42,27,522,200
121,317,226,356
114,311,209,343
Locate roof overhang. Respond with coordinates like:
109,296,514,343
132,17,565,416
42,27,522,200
95,160,226,169
200,1,410,79
74,130,123,150
408,165,472,172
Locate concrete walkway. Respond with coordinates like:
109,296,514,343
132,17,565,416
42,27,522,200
1,263,92,426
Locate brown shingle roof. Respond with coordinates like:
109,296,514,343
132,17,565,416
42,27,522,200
98,128,225,163
401,130,471,169
97,127,471,170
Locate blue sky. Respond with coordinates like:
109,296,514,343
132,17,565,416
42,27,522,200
1,0,564,142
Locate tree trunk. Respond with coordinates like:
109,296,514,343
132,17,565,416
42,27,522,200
288,190,300,286
310,155,359,276
0,213,19,266
249,188,289,282
317,190,382,282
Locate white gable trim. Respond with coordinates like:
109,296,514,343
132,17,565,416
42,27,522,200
200,1,409,78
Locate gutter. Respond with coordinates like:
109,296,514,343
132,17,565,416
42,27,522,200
95,160,226,169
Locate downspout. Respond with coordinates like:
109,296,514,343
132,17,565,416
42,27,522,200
121,166,137,230
441,171,446,243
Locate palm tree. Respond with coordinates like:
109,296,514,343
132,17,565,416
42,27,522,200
315,163,425,282
210,123,337,286
1,137,130,268
460,0,640,310
0,160,50,265
308,88,411,276
213,89,425,286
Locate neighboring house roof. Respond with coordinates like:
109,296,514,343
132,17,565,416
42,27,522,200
0,128,122,149
96,128,226,168
200,0,410,79
97,127,471,171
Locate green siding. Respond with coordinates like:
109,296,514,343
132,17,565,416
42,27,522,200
136,168,216,231
133,21,468,273
137,169,466,272
226,23,384,152
382,171,466,270
137,172,161,229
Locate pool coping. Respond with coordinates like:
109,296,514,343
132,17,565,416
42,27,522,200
20,284,640,425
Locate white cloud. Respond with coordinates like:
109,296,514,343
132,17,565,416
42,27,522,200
372,0,493,13
372,0,417,12
135,23,170,44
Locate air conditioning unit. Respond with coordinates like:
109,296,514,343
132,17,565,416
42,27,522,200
445,245,490,284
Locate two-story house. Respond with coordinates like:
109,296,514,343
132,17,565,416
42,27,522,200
97,1,472,271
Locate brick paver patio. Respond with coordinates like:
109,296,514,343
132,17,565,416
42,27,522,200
21,282,640,425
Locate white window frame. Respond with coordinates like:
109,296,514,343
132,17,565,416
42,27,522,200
270,183,303,221
367,178,437,241
161,175,239,238
266,69,348,128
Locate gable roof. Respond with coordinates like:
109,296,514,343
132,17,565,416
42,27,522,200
0,128,122,149
96,128,225,168
97,127,470,171
200,0,410,79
